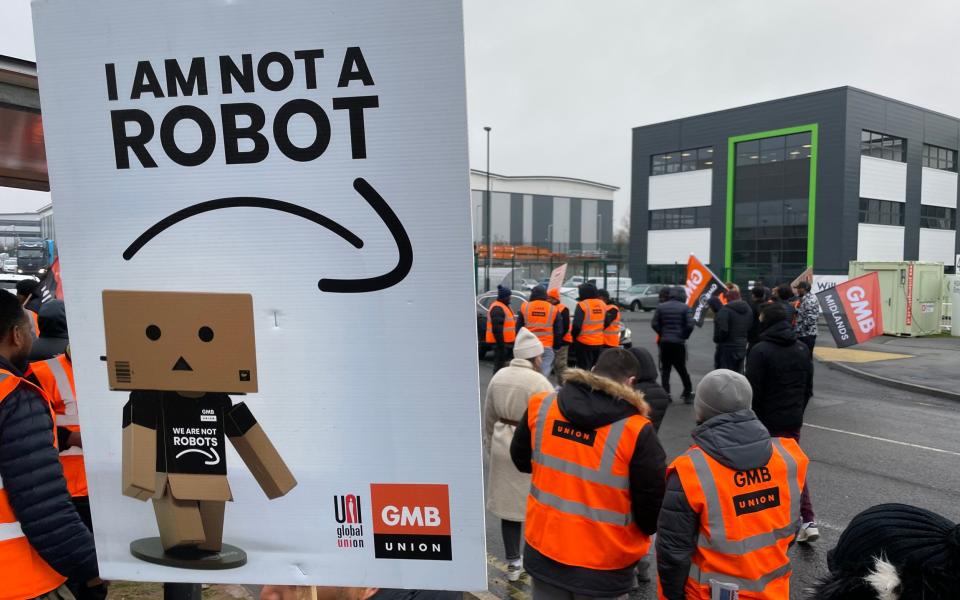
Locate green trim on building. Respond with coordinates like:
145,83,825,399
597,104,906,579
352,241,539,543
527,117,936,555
724,124,819,281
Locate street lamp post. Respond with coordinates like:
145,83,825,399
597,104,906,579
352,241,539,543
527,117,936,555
597,213,606,289
547,224,554,274
483,126,492,292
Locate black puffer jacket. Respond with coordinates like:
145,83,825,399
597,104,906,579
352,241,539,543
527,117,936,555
511,368,666,596
745,319,813,432
713,299,753,349
652,288,693,344
629,346,670,431
0,355,98,584
656,410,774,600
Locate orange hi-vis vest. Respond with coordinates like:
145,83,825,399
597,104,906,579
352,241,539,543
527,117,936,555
576,298,606,346
604,304,621,347
524,391,653,570
0,369,68,599
521,300,558,347
558,304,573,344
27,310,39,337
660,437,809,600
485,300,517,344
30,355,87,498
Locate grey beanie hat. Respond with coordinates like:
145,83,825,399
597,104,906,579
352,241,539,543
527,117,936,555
695,369,752,423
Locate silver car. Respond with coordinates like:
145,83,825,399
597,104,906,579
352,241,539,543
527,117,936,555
619,283,666,312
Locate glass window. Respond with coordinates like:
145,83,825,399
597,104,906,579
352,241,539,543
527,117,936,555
922,144,957,172
920,205,957,230
649,206,711,230
732,131,812,284
860,198,905,226
650,146,714,176
862,130,906,162
698,147,714,169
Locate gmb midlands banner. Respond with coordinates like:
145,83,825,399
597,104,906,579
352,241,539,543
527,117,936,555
685,254,726,326
816,272,884,348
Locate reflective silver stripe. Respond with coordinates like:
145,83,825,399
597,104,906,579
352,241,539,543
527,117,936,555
772,438,802,530
537,454,628,488
689,449,726,542
56,414,81,427
688,561,792,592
533,393,631,490
532,393,556,458
690,447,800,555
530,485,632,526
530,330,552,338
0,521,24,542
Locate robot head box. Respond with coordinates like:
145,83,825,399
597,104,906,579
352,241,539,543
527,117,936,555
103,290,258,394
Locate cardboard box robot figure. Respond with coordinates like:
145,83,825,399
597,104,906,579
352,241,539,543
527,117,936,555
102,290,297,568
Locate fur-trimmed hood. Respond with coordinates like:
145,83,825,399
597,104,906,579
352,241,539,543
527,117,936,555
557,368,649,430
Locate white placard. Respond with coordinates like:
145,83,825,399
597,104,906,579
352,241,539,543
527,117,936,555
32,0,485,588
813,275,849,293
548,263,567,291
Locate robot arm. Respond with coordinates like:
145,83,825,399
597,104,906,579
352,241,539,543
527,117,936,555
225,402,297,499
122,394,157,501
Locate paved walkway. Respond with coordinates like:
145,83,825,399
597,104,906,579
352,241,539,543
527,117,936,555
815,330,960,396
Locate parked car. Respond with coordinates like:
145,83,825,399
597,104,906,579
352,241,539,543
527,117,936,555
620,283,666,312
2,258,17,274
476,290,528,359
519,278,539,291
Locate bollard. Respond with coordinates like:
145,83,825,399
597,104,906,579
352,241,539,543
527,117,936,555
164,583,202,600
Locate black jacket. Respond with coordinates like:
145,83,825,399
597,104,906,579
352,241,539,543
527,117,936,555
652,289,694,345
0,355,98,585
629,347,669,431
747,300,763,346
745,320,813,432
516,288,565,350
557,304,571,346
713,299,753,349
510,368,666,596
656,410,774,600
29,300,69,362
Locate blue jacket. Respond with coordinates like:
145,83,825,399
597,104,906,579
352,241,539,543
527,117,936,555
652,290,694,344
0,355,98,584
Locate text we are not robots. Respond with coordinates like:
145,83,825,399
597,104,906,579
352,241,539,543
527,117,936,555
105,48,379,169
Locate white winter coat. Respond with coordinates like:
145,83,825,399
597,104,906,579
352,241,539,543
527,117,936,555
483,358,554,521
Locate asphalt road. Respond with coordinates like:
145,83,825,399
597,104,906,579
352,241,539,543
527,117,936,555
479,310,960,599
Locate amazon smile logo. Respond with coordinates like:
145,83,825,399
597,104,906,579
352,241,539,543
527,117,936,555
122,178,412,294
170,426,221,465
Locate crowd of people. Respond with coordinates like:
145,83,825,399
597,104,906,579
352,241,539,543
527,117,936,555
481,280,959,600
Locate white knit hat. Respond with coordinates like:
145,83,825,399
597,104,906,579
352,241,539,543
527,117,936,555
513,327,544,360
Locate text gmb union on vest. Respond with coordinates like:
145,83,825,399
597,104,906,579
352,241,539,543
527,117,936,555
731,467,782,516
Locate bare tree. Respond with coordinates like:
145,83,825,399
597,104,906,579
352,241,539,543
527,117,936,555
613,214,630,257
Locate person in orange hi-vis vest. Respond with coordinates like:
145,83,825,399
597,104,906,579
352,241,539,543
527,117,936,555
510,349,667,597
546,288,572,384
28,347,88,510
517,286,563,378
599,289,622,348
0,291,101,600
486,285,517,373
656,369,809,600
571,282,607,370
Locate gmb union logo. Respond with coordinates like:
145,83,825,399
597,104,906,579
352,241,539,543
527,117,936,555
334,494,365,550
369,483,452,561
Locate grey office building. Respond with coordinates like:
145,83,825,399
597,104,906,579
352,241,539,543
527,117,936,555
630,87,960,284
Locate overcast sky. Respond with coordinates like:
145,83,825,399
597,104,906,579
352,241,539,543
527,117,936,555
5,0,960,221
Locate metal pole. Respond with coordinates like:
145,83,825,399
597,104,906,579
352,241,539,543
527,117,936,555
483,126,492,292
547,224,554,280
164,583,201,600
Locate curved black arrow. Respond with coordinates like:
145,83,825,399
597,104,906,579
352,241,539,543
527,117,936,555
122,177,413,293
318,178,412,293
